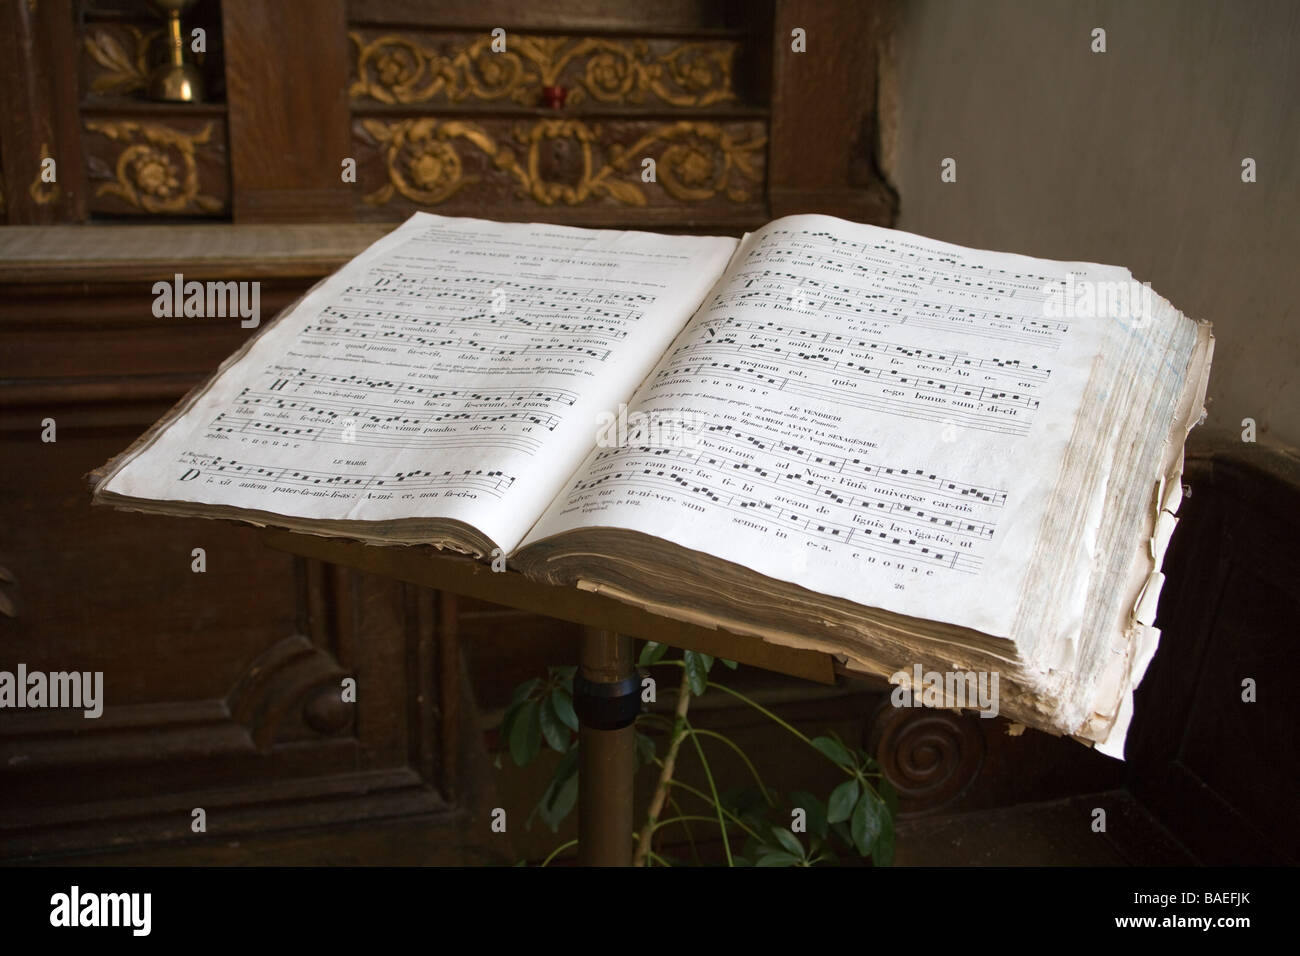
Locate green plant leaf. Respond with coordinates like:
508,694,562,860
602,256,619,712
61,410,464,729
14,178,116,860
827,778,861,824
873,812,895,866
538,748,580,832
499,700,523,752
683,650,713,695
830,819,852,848
720,658,738,669
851,791,884,856
509,677,541,707
550,687,579,732
722,786,768,826
539,695,569,753
811,735,856,771
553,745,579,784
547,767,579,830
638,641,668,666
755,850,801,867
879,776,899,819
549,665,577,684
771,826,804,858
510,699,541,767
534,777,558,831
789,789,828,838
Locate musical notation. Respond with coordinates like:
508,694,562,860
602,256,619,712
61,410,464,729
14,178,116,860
110,212,744,549
757,228,1058,295
202,367,568,454
650,319,1047,436
250,369,579,408
301,322,613,362
564,424,1004,573
322,303,629,340
715,267,1068,349
533,218,1076,589
177,453,517,498
362,269,653,308
696,317,1052,380
228,389,560,430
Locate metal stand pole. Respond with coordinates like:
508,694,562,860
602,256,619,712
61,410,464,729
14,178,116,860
575,628,638,866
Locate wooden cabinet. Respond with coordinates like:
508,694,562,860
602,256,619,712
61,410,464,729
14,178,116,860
1,0,899,230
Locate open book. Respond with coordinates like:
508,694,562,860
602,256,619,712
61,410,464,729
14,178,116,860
92,212,1213,757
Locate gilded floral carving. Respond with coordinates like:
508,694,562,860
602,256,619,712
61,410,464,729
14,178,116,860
83,25,157,96
358,118,482,206
357,117,764,208
84,120,223,214
349,33,737,108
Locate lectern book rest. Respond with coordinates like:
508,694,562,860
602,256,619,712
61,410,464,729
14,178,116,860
91,212,1214,758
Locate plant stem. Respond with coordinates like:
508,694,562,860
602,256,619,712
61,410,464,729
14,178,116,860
646,813,735,833
686,717,734,866
633,667,693,867
706,680,814,746
539,838,578,867
687,727,773,804
666,793,702,865
660,778,765,842
707,679,883,799
651,769,766,842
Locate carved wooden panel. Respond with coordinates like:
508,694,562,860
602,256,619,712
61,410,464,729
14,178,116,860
351,115,765,221
80,20,158,99
0,424,460,857
337,5,778,229
6,1,899,228
73,2,232,221
79,1,227,102
349,31,744,109
82,114,231,217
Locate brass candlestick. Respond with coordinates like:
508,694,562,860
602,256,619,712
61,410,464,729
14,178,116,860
148,0,203,102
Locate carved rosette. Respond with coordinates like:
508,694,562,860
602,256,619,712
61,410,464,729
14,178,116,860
358,118,476,206
349,32,738,109
614,122,761,202
353,34,527,105
355,117,765,209
84,120,225,215
866,701,986,814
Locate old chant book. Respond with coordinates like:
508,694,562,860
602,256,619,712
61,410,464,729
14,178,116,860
92,213,1213,757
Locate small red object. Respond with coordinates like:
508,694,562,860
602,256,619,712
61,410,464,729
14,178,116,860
541,85,568,109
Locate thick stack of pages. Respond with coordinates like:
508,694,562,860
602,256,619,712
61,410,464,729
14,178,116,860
93,213,1212,757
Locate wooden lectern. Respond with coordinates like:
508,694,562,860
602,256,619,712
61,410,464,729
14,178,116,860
265,530,838,866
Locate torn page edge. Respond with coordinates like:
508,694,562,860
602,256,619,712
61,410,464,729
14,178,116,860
1082,321,1214,756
